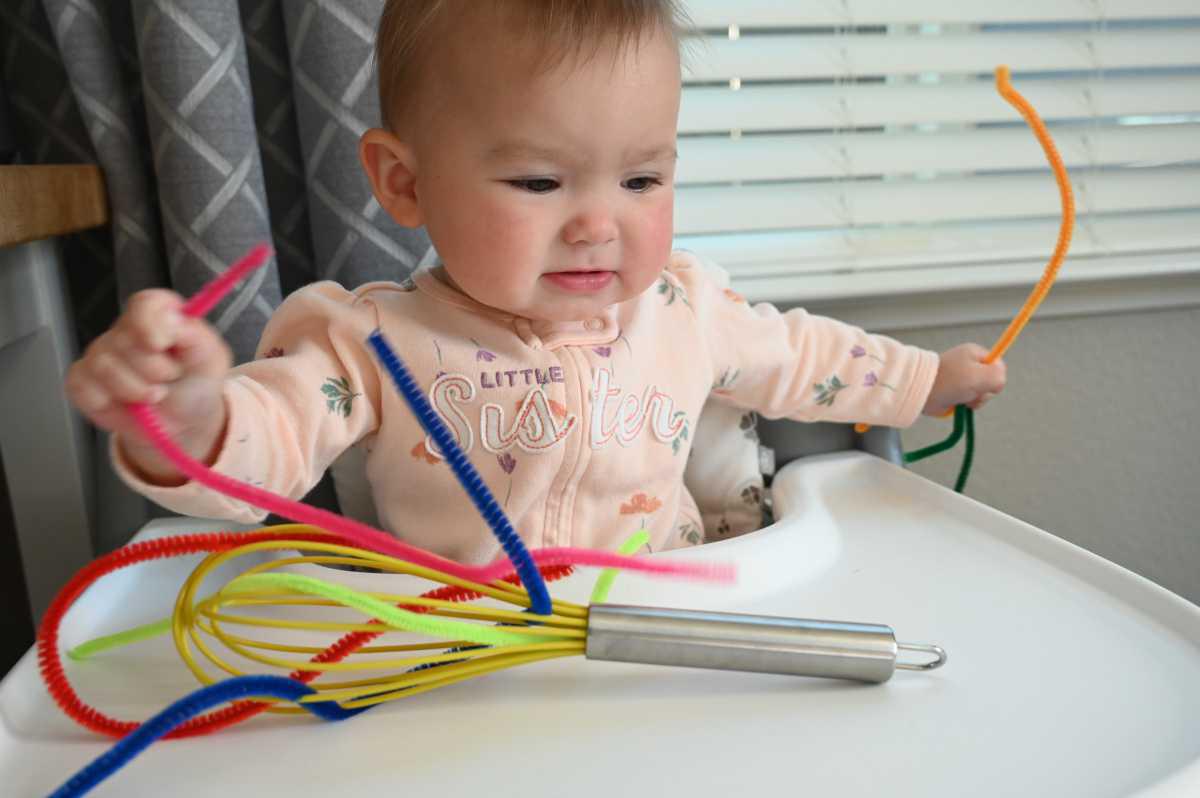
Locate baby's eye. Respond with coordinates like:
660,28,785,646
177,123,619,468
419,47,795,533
508,178,560,194
623,176,663,193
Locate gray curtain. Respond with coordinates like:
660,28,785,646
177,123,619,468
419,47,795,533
1,0,429,362
1,0,429,550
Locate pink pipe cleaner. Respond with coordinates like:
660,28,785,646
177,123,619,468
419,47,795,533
123,245,734,586
184,243,273,318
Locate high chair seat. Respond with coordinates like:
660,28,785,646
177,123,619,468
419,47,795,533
4,451,1199,797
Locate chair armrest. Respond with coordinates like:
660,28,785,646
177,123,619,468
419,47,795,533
0,164,108,247
757,417,905,470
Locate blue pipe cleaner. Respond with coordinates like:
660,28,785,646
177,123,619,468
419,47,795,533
365,329,552,615
49,675,361,798
51,331,554,796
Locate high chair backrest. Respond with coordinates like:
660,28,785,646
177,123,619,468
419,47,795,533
0,163,110,628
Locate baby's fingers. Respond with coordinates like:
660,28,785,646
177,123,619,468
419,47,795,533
120,289,186,352
120,289,230,379
170,318,233,379
65,368,160,441
979,357,1008,394
108,328,184,383
83,350,167,405
967,392,996,411
65,367,115,416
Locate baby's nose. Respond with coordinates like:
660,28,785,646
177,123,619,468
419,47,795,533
563,208,617,245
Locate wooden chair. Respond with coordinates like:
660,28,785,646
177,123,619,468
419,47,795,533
0,164,107,623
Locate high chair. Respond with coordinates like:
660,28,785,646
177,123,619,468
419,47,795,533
5,158,1200,797
5,0,1200,787
0,164,106,625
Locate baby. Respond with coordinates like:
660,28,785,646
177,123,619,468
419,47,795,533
66,0,1005,563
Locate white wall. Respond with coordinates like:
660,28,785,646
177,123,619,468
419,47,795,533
879,306,1200,604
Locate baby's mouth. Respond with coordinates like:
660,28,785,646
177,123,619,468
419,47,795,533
543,270,616,292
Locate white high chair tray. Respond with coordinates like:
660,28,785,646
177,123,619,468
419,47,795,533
3,451,1199,797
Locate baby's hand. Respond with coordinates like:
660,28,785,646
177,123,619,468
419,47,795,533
65,289,231,484
922,343,1007,417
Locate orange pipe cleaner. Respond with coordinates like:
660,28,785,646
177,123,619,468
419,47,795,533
855,65,1076,433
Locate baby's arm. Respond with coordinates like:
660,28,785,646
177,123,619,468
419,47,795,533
67,283,384,522
923,344,1007,417
671,253,1002,427
66,289,231,485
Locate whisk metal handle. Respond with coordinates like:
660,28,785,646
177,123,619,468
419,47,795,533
585,604,946,684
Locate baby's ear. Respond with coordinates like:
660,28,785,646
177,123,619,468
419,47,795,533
359,129,422,227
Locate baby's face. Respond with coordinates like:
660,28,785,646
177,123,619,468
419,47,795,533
408,23,681,323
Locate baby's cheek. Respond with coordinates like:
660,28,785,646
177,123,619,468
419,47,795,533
643,194,676,258
443,212,519,290
478,201,535,255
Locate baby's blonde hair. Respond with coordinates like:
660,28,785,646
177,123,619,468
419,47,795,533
375,0,690,131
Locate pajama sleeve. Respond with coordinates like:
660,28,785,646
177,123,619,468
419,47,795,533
669,252,939,427
111,281,384,523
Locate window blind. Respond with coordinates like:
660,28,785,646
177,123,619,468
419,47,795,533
673,1,1200,304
